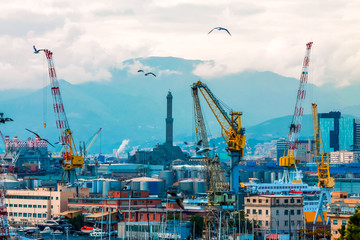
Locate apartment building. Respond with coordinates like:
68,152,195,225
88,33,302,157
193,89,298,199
5,183,89,226
327,191,360,240
245,195,303,239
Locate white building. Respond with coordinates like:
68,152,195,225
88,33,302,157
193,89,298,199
330,150,355,164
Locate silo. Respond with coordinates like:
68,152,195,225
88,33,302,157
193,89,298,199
193,180,206,194
159,171,174,189
179,180,193,194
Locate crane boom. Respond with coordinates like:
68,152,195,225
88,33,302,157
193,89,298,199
85,128,102,153
192,81,246,160
34,47,83,184
280,42,313,168
312,103,334,189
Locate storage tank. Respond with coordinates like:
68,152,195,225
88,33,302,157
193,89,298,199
176,170,185,181
179,180,193,194
140,181,149,191
159,171,174,189
193,180,206,194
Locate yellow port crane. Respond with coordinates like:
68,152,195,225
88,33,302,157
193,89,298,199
192,81,246,192
311,103,335,189
34,46,83,185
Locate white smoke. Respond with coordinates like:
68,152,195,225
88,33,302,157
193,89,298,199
116,139,130,160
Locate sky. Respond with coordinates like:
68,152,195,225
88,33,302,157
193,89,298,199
0,0,359,90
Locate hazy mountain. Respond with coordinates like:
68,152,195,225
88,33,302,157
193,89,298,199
0,56,357,153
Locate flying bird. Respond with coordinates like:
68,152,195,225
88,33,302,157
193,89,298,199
208,27,231,36
167,191,185,209
33,45,40,54
145,72,156,77
25,128,55,147
0,113,13,124
137,70,144,73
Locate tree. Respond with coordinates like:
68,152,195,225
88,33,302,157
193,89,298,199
190,215,204,237
338,206,360,240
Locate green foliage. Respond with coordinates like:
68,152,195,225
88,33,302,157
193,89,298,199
67,214,84,231
298,227,331,239
338,206,360,240
166,212,180,221
190,215,204,237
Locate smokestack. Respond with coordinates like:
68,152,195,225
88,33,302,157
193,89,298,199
166,91,173,146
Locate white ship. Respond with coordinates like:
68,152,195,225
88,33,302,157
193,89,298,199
245,168,330,223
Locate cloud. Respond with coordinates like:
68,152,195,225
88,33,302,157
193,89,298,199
0,0,360,89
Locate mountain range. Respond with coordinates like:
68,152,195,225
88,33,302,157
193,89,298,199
0,56,359,154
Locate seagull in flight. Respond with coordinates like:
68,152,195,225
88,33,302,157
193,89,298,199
145,72,156,77
208,27,231,36
167,191,185,209
137,69,144,73
25,128,55,147
0,113,13,124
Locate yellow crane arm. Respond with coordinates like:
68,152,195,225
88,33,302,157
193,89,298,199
192,81,246,157
85,128,102,153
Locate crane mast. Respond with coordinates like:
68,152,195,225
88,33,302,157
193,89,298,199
192,81,246,191
34,47,83,184
311,103,335,189
279,42,313,168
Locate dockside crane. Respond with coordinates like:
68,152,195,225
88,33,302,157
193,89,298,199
312,103,334,224
192,84,231,206
34,46,83,185
192,81,246,191
279,42,313,182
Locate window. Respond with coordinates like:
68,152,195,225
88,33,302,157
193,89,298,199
333,220,338,225
24,204,27,208
43,214,46,218
297,210,301,215
259,199,262,203
94,200,104,204
14,204,18,207
33,205,37,208
297,221,301,226
284,199,288,204
247,209,250,214
297,199,301,203
14,213,17,217
258,220,262,226
276,199,279,204
284,220,288,226
266,221,269,226
38,214,41,218
19,213,22,217
131,213,134,219
51,205,53,209
247,199,250,203
5,204,7,207
285,210,288,215
56,197,59,200
28,205,32,208
291,221,295,226
43,205,46,208
290,210,294,215
277,221,279,227
140,214,143,220
8,212,12,216
252,209,256,214
33,213,36,217
9,204,13,207
121,201,129,205
38,205,41,208
342,220,347,225
19,204,22,207
153,214,156,220
253,199,256,203
259,210,262,215
276,210,279,215
266,199,269,203
24,213,27,217
266,210,269,215
290,198,295,203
